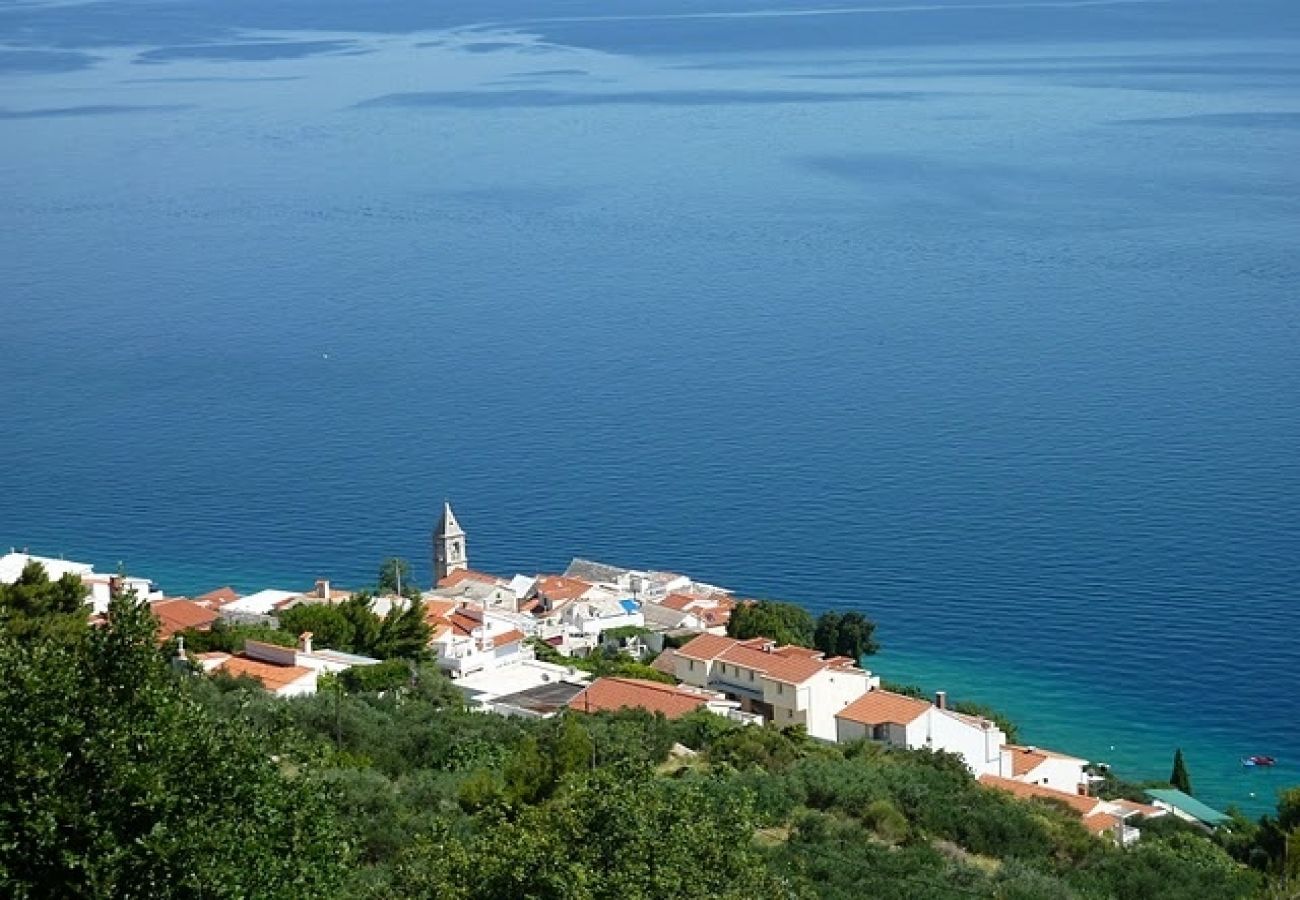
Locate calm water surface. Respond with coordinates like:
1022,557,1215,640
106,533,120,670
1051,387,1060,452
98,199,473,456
2,0,1298,813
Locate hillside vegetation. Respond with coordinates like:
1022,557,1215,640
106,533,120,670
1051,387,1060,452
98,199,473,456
1,576,1297,898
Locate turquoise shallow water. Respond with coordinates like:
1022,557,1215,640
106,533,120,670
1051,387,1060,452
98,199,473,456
2,0,1298,814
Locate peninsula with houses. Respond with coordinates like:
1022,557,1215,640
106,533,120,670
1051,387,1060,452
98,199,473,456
1,504,1294,898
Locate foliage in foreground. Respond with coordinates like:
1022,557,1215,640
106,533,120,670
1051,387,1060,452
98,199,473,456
1,569,1295,899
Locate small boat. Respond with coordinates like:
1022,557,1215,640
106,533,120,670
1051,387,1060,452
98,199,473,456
1242,755,1277,767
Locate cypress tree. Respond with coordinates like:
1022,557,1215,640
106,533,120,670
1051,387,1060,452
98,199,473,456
1170,748,1193,794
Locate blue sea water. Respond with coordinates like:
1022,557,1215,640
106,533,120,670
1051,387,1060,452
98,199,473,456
2,0,1298,815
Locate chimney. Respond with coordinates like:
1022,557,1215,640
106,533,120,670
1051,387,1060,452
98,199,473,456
299,631,313,654
935,690,947,710
315,579,330,600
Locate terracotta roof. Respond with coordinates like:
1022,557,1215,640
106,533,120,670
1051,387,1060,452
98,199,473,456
1006,744,1050,777
675,633,742,661
675,633,854,685
717,641,832,684
568,677,712,719
650,648,679,676
533,575,591,601
437,569,501,588
1083,812,1121,835
701,607,731,626
217,656,313,693
151,599,220,639
447,611,480,637
661,592,701,612
493,628,525,646
194,587,240,608
836,689,932,726
978,775,1101,818
424,599,460,623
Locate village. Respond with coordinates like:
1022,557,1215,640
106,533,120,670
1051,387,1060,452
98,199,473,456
1,503,1230,845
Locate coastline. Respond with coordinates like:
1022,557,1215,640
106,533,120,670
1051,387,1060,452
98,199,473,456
18,543,1286,817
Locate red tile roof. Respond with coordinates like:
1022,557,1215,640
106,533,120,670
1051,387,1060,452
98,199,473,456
216,656,314,693
424,599,460,624
437,569,501,588
533,575,591,601
493,628,525,646
194,587,239,608
675,633,855,685
151,599,220,639
835,690,932,727
568,677,713,719
674,632,741,661
661,592,701,612
978,775,1102,818
1006,744,1050,777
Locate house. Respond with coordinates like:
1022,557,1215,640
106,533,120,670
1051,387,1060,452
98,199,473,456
0,552,161,615
427,602,529,677
453,659,591,717
567,676,755,722
193,586,240,609
834,688,1007,777
1003,743,1090,794
980,775,1162,845
193,634,379,696
561,593,643,637
220,588,300,619
1144,789,1229,829
431,568,519,611
644,591,734,634
199,652,318,697
674,633,879,741
151,598,219,640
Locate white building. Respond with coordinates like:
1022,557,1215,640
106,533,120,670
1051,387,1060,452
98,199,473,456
833,688,1007,777
192,634,379,697
220,589,300,618
561,593,644,637
674,634,879,741
0,551,160,615
1002,744,1090,794
427,601,530,677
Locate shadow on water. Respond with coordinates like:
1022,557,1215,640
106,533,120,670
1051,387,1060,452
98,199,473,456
134,40,371,64
357,87,934,108
0,103,192,119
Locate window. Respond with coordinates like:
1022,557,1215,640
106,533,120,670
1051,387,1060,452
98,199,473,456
748,670,754,682
689,660,695,671
777,683,784,695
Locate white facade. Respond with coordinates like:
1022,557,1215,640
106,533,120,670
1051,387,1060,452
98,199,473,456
1004,746,1089,793
834,693,1007,777
561,599,644,636
675,636,879,742
0,552,161,615
222,589,298,617
431,606,530,677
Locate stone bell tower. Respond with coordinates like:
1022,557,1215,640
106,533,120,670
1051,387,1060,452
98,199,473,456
432,501,468,586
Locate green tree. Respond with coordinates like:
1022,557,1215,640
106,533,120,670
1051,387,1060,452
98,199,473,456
813,610,880,660
1170,748,1193,795
0,561,90,643
0,586,349,897
378,557,415,597
340,658,413,693
373,599,430,660
727,599,815,647
278,602,356,651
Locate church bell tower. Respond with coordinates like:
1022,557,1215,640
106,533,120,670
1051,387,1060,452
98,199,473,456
433,501,468,586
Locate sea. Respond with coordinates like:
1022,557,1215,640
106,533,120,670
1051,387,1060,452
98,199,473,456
1,0,1297,815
